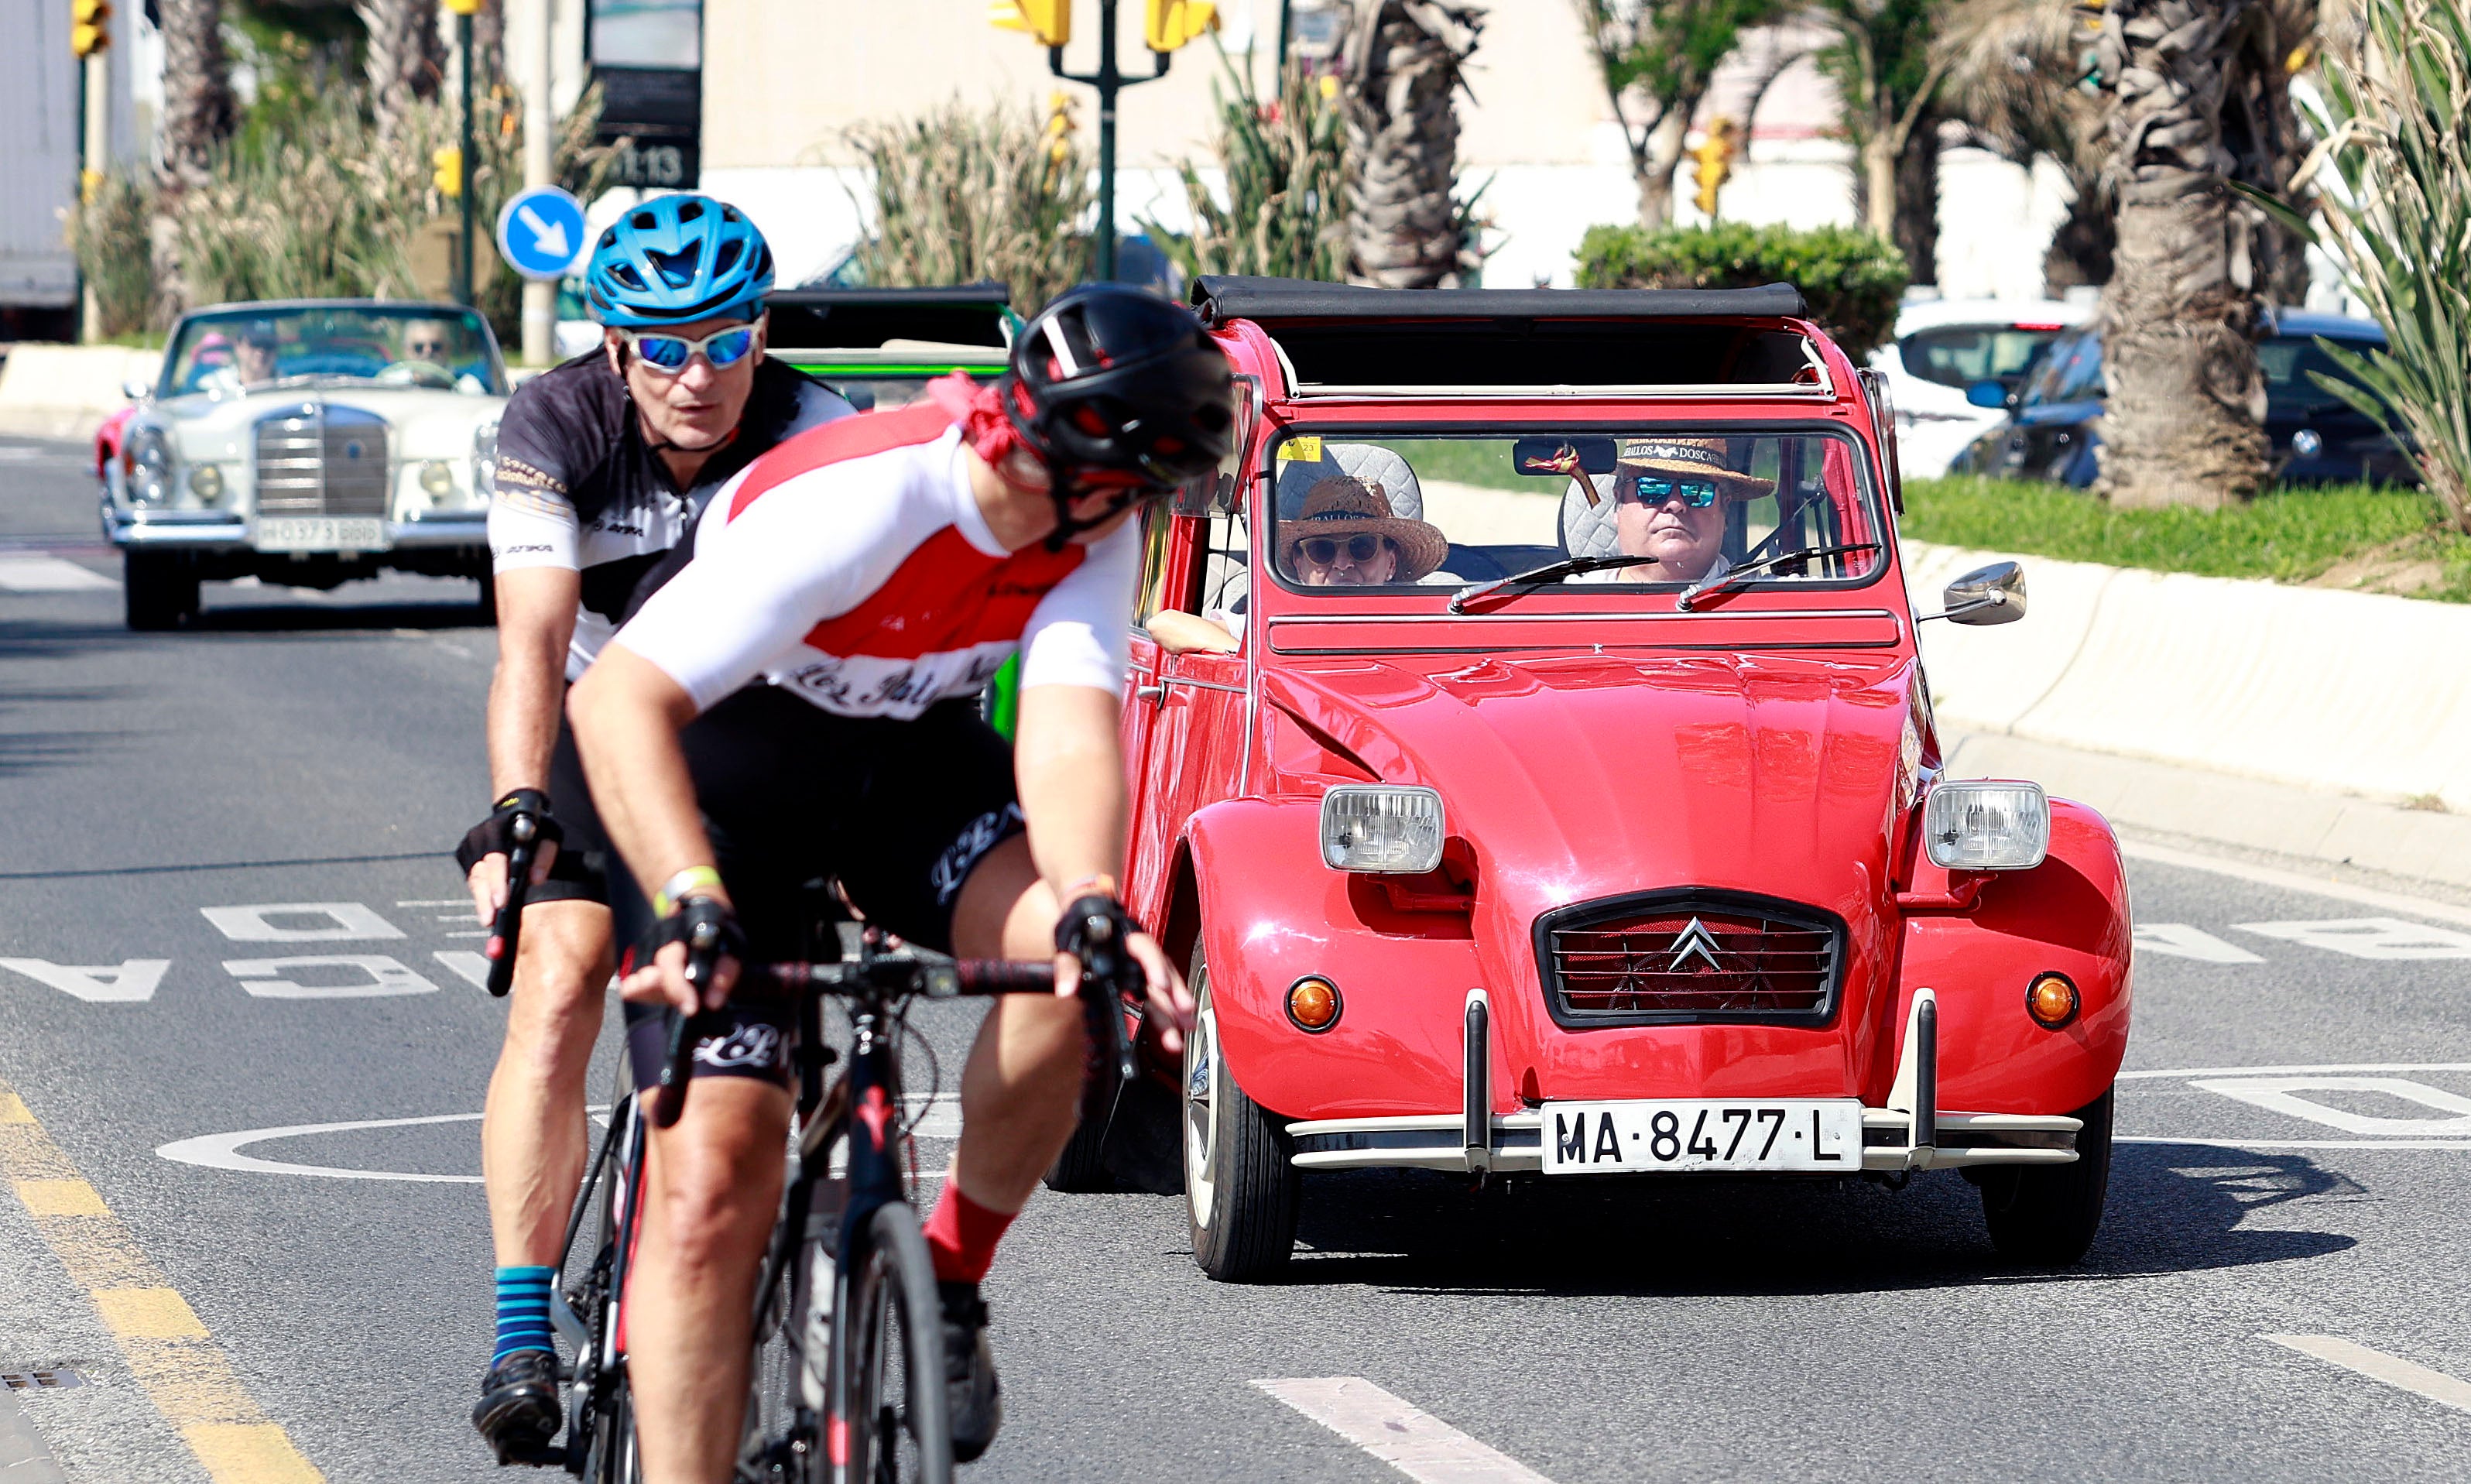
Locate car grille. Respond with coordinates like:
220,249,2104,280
1535,891,1845,1029
253,406,388,517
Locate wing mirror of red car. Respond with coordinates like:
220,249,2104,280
122,378,149,400
1921,561,2026,626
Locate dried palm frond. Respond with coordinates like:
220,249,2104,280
845,99,1095,315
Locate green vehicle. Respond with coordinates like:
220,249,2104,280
766,283,1027,734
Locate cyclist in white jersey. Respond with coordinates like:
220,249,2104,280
568,285,1234,1483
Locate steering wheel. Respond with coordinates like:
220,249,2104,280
375,360,458,389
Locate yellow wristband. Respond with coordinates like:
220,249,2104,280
653,865,724,919
1058,873,1119,903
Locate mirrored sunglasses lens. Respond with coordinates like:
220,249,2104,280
704,329,757,367
636,335,692,371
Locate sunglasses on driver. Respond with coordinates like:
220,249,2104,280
1300,534,1391,566
1619,475,1721,509
618,319,763,375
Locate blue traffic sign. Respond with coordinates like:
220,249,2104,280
495,187,588,282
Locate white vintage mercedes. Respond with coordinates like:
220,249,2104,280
100,300,507,629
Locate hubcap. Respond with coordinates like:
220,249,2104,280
1183,985,1220,1230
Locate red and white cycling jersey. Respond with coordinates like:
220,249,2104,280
612,398,1136,719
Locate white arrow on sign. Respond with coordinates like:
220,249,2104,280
516,203,570,259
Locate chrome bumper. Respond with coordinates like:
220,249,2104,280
103,511,489,550
1284,987,2082,1175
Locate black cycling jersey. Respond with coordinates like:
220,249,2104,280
487,350,854,677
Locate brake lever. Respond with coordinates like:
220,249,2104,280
650,914,728,1129
482,811,538,999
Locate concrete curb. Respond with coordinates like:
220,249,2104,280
1907,540,2471,887
0,344,156,444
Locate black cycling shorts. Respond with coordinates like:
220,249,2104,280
527,719,613,907
617,687,1026,1089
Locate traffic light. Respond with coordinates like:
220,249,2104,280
433,146,463,198
1690,116,1738,219
989,0,1070,46
71,0,111,57
1143,0,1215,51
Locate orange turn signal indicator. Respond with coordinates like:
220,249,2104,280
1287,975,1342,1033
2026,972,2079,1030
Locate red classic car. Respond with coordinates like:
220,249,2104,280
1069,276,2131,1282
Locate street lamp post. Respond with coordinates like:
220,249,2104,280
448,0,481,307
1046,0,1170,283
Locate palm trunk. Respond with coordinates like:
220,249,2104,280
1892,120,1939,284
152,0,236,318
358,0,447,142
1342,0,1483,289
2044,168,2116,292
2094,0,2269,509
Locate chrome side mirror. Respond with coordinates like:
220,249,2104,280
122,378,149,400
1924,560,2026,625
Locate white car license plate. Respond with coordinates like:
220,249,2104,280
1540,1099,1863,1174
256,516,386,552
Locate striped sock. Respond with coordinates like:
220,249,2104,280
492,1265,556,1365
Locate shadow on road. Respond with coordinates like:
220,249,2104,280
1258,1141,2355,1294
190,598,492,633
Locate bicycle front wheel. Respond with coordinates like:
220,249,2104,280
835,1202,953,1484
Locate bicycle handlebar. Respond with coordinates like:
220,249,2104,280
482,811,542,999
646,954,1140,1129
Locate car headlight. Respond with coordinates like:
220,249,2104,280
473,420,499,499
1923,780,2049,870
420,460,456,502
188,463,224,503
124,426,175,505
1320,785,1445,874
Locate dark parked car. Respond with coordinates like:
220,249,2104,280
1953,310,2413,488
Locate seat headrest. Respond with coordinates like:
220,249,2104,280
1274,442,1424,520
1559,474,1621,560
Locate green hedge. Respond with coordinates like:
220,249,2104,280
1572,221,1910,359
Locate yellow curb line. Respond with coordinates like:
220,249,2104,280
0,1075,324,1483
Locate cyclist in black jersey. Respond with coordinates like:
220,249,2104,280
461,194,852,1462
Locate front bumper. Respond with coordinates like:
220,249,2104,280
103,509,490,551
1284,989,2083,1176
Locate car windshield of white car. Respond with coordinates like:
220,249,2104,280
163,305,506,397
1259,429,1887,600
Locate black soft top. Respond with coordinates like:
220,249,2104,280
1188,276,1809,327
766,283,1013,350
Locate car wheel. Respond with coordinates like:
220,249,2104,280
124,550,198,631
1979,1087,2113,1266
1183,944,1298,1282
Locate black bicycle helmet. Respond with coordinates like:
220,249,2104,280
1006,285,1236,492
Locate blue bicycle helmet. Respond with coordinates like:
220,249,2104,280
583,194,773,327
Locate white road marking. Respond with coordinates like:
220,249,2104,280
2191,1076,2471,1136
2120,839,2471,930
2133,924,2264,963
157,1112,485,1184
0,958,168,1002
441,930,489,939
2122,1137,2471,1150
433,951,491,989
396,899,469,908
0,556,114,592
223,954,437,998
2120,1061,2471,1080
200,901,403,941
2264,1335,2471,1415
1253,1377,1556,1484
2233,917,2471,960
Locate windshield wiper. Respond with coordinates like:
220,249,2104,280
1674,543,1882,611
1447,554,1664,612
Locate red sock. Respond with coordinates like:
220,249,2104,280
923,1184,1016,1284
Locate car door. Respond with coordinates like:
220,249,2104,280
1121,503,1202,930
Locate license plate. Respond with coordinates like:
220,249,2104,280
1540,1099,1863,1174
255,516,386,552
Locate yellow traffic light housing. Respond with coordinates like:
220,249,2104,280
1143,0,1215,51
1690,116,1739,219
433,146,464,199
71,0,111,57
989,0,1071,46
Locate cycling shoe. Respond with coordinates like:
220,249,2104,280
472,1349,562,1463
938,1281,1002,1462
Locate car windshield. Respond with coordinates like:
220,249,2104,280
1900,324,2069,389
2259,335,2378,416
1249,430,1885,605
161,305,506,398
2023,331,2106,406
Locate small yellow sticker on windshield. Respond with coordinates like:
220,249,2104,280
1277,435,1323,462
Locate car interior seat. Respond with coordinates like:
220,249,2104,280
1559,474,1621,560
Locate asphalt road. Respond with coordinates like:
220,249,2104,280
5,430,2471,1482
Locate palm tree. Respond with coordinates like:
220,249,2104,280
1341,0,1484,288
1933,0,2113,290
2092,0,2276,507
1811,0,1952,279
358,0,447,140
1574,0,1785,231
153,0,238,315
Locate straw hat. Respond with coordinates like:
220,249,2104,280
1280,477,1450,581
1612,437,1774,502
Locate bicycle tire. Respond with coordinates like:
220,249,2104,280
834,1202,953,1484
743,1176,840,1482
582,1055,645,1484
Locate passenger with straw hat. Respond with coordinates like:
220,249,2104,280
1278,476,1451,586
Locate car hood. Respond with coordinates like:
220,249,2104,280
153,384,505,462
1262,649,1919,932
